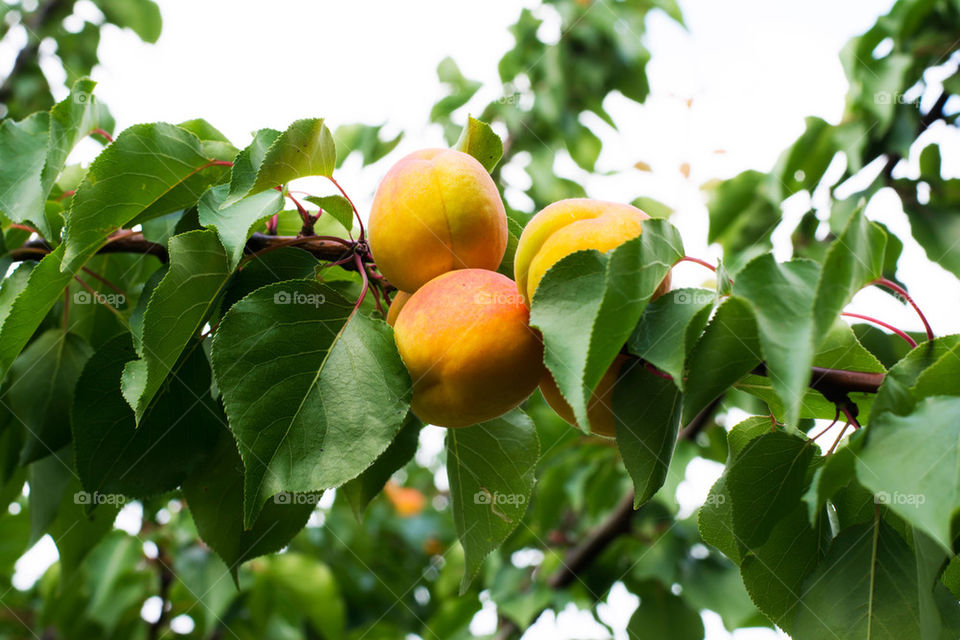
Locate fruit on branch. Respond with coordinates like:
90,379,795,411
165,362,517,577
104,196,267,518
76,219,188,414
368,149,508,292
393,269,543,428
384,481,427,517
513,198,671,304
514,198,672,435
539,355,630,438
386,291,411,327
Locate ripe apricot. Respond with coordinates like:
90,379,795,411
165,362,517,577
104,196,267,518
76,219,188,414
386,291,411,327
393,269,543,428
538,355,632,438
369,149,508,293
513,198,671,304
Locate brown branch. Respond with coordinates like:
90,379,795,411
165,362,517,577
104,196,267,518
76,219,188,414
881,90,949,179
8,231,357,268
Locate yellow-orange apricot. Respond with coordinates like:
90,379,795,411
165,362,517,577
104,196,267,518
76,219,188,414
513,198,671,304
369,149,508,293
393,269,543,428
538,355,632,438
386,291,411,327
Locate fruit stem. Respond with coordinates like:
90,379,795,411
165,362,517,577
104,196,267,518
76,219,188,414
327,176,364,241
827,419,853,455
285,191,314,236
809,407,840,441
869,278,934,342
842,311,917,348
677,256,717,272
80,266,126,297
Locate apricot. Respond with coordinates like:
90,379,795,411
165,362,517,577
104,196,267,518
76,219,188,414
369,149,508,293
538,355,632,438
513,198,671,304
393,269,543,428
386,291,411,327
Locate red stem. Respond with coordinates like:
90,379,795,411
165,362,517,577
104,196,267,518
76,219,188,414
327,176,363,240
352,252,369,314
7,223,37,233
842,311,917,348
869,278,934,342
677,256,717,273
90,128,114,143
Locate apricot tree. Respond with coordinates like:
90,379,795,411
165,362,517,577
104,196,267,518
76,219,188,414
0,0,958,639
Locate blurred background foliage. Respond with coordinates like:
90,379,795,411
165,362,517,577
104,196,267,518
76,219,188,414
0,0,958,638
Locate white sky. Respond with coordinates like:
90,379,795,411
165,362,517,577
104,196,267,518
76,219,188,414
5,0,960,638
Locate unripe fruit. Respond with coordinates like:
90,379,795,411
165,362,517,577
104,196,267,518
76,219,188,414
513,198,671,304
369,149,508,293
393,269,543,428
538,355,631,438
386,291,411,327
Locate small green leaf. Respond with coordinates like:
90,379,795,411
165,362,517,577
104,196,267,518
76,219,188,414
683,296,762,423
198,184,283,269
121,230,231,423
341,414,423,520
446,410,538,593
304,195,354,232
628,287,714,387
614,364,683,507
226,119,336,205
210,281,411,526
454,116,503,172
95,0,162,42
627,581,704,640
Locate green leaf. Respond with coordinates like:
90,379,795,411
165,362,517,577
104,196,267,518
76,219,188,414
0,246,76,380
7,330,92,463
72,333,220,498
198,184,283,269
95,0,162,42
811,207,887,341
627,580,704,640
726,431,817,548
802,431,862,525
220,247,318,312
304,195,354,232
210,281,411,526
446,410,538,592
182,430,316,581
48,477,119,577
454,116,503,172
226,119,336,205
332,123,402,168
614,364,682,507
61,122,224,272
26,447,74,546
794,519,926,639
530,220,683,432
341,414,423,520
683,296,762,423
628,287,714,387
772,116,839,199
871,335,960,418
247,554,346,638
732,255,820,428
0,79,112,239
740,504,825,634
707,170,779,257
856,395,960,552
120,230,231,423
